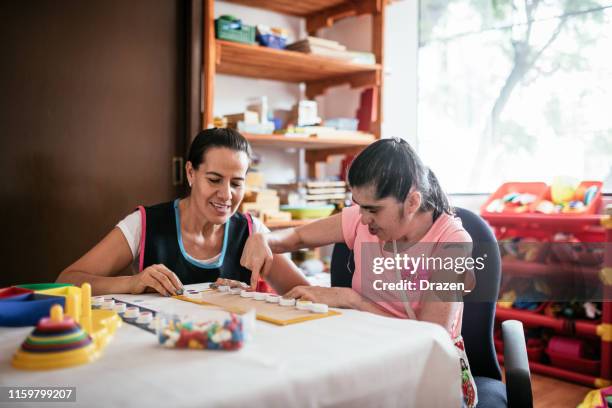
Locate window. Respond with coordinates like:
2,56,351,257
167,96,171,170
418,0,612,193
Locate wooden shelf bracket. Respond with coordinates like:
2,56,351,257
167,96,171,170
306,0,383,34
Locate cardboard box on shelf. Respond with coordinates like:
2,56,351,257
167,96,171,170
224,111,259,128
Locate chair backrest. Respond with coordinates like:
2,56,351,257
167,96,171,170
329,207,502,380
454,207,502,380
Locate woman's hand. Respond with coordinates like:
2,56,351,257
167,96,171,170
282,286,358,308
240,232,274,289
129,264,183,296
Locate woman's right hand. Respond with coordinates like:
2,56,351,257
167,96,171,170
240,232,274,289
129,264,183,296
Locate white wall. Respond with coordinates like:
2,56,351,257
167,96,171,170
213,1,418,183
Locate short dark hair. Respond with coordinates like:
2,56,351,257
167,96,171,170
188,128,251,169
347,138,453,216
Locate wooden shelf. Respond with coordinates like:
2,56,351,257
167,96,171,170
264,219,315,229
244,132,374,150
216,40,381,86
221,0,349,17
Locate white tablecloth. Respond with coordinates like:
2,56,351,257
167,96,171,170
0,284,462,407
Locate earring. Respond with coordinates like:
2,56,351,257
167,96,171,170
188,181,192,187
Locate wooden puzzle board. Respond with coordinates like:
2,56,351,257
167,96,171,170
176,290,341,326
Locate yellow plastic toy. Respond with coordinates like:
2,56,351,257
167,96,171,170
550,176,578,205
12,283,121,370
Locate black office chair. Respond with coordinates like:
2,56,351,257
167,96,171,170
329,207,533,408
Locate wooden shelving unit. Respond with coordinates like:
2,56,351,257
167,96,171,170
203,0,386,153
203,0,386,227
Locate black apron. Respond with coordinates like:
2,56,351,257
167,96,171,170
139,200,252,285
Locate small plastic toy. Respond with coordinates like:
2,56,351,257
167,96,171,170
550,176,578,204
11,283,121,370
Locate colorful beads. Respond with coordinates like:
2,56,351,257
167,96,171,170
157,313,244,351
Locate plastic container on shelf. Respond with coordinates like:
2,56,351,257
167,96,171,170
545,348,600,376
215,15,256,45
480,182,548,215
280,205,335,220
547,336,584,358
257,33,286,49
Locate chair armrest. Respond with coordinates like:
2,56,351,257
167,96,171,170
502,320,533,408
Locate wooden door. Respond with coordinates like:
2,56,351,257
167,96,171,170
0,0,194,286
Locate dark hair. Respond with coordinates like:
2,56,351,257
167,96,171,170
347,137,453,216
188,128,251,169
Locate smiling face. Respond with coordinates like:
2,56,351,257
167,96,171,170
185,147,249,224
351,184,422,241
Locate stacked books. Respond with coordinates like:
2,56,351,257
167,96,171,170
285,36,375,64
305,181,347,205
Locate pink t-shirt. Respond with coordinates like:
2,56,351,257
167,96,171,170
341,205,472,327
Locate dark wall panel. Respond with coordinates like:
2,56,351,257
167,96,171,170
0,0,186,285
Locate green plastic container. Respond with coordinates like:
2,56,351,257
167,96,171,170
280,205,336,220
215,16,255,45
16,283,73,291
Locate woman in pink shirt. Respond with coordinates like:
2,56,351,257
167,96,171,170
241,137,477,407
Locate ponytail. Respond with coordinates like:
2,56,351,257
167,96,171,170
423,168,454,216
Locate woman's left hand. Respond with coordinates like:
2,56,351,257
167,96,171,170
283,286,356,308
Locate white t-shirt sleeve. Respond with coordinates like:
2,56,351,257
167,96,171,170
250,215,271,234
116,210,142,260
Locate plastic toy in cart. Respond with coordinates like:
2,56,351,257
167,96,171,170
481,180,602,216
156,309,255,351
481,182,546,214
535,179,602,215
578,385,612,408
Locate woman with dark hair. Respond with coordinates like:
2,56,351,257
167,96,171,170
241,137,477,407
57,128,308,297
